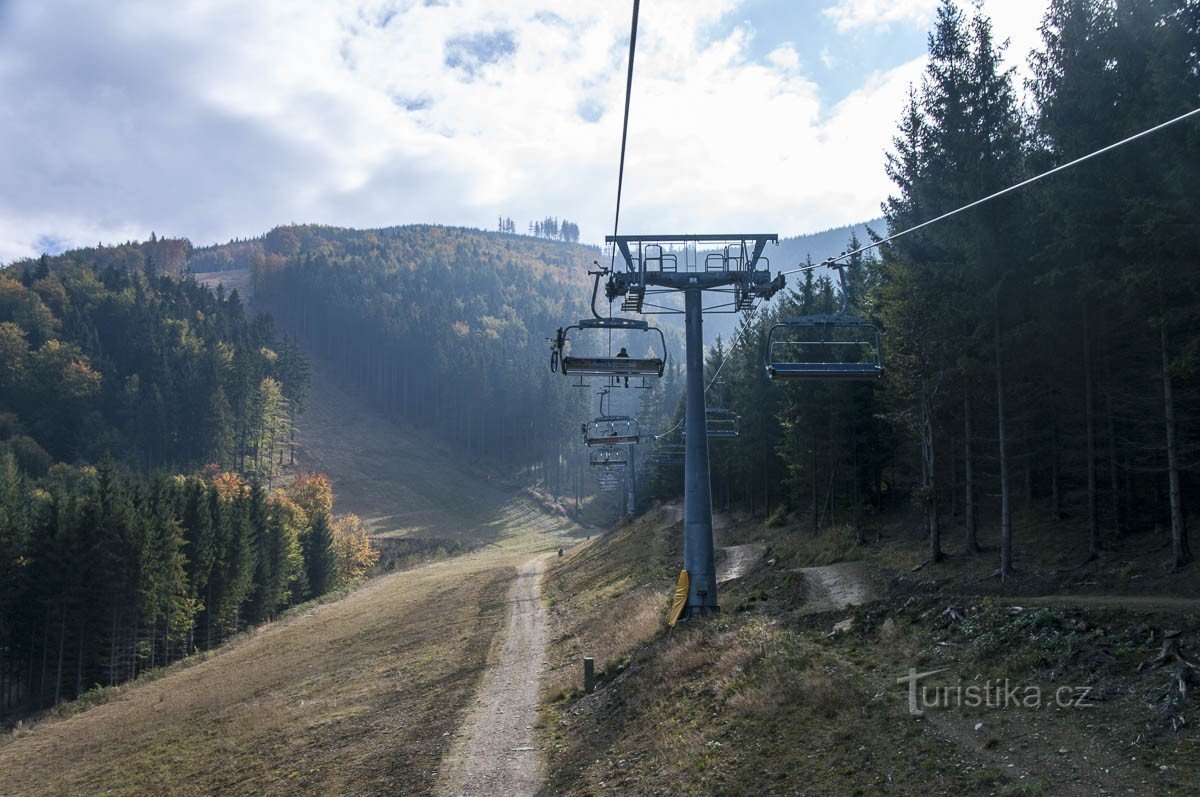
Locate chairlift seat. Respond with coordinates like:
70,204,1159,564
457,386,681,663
589,447,629,467
767,362,883,380
562,356,665,378
705,408,740,438
765,315,883,382
584,416,641,446
552,317,668,384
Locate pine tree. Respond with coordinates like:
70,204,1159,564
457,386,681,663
304,511,336,599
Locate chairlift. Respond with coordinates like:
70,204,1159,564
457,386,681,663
701,379,739,438
705,408,740,439
765,314,882,380
764,259,882,381
589,446,629,468
650,442,685,466
583,416,640,446
550,316,666,388
595,465,621,491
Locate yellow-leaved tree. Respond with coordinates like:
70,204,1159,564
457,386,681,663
331,513,379,588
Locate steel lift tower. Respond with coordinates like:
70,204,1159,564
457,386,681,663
604,233,783,618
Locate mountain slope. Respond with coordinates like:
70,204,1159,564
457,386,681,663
0,520,572,796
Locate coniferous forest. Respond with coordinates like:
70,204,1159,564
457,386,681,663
0,252,380,716
250,224,613,479
643,0,1198,574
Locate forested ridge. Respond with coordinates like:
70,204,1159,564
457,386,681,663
644,0,1199,574
250,224,611,477
0,251,306,475
0,244,383,718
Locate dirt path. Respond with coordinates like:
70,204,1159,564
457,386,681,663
796,561,873,612
717,543,767,584
436,555,550,797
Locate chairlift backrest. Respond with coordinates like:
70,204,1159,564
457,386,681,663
589,446,629,467
584,416,640,446
765,315,883,381
705,408,740,439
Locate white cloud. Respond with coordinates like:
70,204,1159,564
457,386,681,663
822,0,938,33
0,0,1050,264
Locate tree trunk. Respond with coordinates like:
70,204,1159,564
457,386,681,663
1084,302,1100,557
996,317,1012,580
109,609,118,687
810,446,818,534
1160,321,1193,567
1104,354,1121,536
964,395,979,553
76,617,85,699
921,381,942,563
54,611,66,706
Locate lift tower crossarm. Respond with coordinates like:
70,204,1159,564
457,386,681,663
606,233,778,273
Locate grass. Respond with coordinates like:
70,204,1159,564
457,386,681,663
537,499,1200,796
0,487,583,796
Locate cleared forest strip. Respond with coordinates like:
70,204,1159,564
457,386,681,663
0,507,577,796
292,348,515,542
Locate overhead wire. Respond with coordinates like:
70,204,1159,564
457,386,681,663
605,0,641,363
653,103,1200,441
609,0,640,273
779,104,1200,277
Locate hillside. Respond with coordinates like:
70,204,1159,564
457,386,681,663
539,501,1200,796
0,501,580,796
0,256,304,475
773,218,886,271
0,309,584,794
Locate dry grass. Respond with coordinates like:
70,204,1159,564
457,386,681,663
0,496,580,797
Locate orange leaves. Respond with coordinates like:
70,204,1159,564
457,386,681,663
286,472,334,523
210,470,247,500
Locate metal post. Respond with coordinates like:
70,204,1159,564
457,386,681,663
583,656,595,694
626,442,636,516
683,288,718,617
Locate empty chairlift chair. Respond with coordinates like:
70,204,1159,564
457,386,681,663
765,314,883,381
589,446,629,468
705,408,740,439
583,416,640,446
650,442,685,466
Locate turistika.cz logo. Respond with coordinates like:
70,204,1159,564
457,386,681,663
896,668,1095,716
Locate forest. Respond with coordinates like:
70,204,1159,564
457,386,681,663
0,249,380,717
250,224,621,484
643,0,1198,575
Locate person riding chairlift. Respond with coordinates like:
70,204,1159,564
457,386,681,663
616,347,630,386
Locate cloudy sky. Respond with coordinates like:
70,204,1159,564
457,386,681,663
0,0,1050,264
